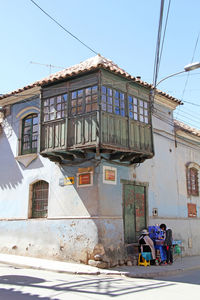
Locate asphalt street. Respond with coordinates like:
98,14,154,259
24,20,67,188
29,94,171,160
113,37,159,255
155,268,200,285
0,263,199,299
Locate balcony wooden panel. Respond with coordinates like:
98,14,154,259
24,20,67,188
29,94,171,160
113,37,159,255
129,121,152,153
41,120,66,151
68,113,98,148
101,112,128,149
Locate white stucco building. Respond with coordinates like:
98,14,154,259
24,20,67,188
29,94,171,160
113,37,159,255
0,56,199,266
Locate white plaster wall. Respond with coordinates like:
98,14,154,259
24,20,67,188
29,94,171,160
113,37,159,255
0,219,98,263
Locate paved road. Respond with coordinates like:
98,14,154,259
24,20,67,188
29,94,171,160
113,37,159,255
155,268,200,285
0,263,199,299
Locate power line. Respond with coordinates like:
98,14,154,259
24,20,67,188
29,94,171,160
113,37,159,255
154,108,200,130
153,0,165,87
176,113,200,126
175,118,200,130
175,31,200,119
155,105,200,124
154,106,200,128
183,100,200,107
174,107,200,119
157,0,171,74
181,31,200,100
30,0,98,55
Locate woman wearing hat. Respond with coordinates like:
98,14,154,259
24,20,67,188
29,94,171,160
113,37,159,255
138,229,156,263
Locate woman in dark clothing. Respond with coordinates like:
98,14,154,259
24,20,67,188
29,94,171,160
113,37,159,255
160,223,173,264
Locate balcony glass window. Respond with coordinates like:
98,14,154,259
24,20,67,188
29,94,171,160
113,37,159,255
43,94,68,122
70,85,98,115
101,86,125,116
128,96,149,124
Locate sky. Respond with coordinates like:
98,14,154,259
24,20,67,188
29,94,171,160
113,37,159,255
1,0,200,129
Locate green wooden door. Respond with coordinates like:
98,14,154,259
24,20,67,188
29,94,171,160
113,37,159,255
124,184,146,244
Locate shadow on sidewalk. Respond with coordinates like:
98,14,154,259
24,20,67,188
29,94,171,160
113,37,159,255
0,274,175,297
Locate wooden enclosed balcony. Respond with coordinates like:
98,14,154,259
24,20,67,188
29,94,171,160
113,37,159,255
40,69,154,165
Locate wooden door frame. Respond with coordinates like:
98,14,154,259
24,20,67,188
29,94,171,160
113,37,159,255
121,179,149,246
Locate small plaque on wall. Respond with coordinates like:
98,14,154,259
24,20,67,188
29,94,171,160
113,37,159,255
59,177,74,186
187,203,197,218
105,169,115,181
103,166,117,184
64,177,74,185
77,172,93,187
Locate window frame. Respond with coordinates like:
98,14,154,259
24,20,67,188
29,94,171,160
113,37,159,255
21,113,39,155
43,93,68,122
186,166,199,196
70,85,98,116
101,86,125,116
30,180,49,219
128,95,149,124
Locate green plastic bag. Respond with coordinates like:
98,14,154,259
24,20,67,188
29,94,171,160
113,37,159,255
174,244,181,254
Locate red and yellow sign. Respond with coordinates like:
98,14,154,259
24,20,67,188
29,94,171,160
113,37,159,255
78,173,91,185
105,169,116,181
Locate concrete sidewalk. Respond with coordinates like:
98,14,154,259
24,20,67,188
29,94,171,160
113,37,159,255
0,253,199,278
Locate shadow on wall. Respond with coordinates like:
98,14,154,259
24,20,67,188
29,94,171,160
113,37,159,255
0,132,23,190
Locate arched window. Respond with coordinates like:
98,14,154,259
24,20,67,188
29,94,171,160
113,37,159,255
186,167,199,196
21,114,38,155
31,180,49,218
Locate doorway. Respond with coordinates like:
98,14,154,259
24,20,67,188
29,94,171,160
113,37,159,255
123,183,147,244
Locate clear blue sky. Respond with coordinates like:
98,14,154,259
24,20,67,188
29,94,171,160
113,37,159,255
1,0,200,128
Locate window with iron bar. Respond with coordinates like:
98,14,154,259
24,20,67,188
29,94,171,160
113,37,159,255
31,180,49,218
186,167,199,196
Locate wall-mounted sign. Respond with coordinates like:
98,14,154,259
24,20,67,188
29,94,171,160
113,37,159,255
77,172,93,187
59,177,74,186
64,177,74,185
79,173,91,185
105,169,115,181
103,166,117,184
187,203,197,218
78,167,93,173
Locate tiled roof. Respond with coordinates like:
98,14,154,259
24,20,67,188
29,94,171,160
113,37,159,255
174,119,200,137
0,55,182,104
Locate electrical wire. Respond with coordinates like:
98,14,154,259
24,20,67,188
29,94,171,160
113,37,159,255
176,114,200,127
155,106,200,124
182,100,200,107
154,108,200,130
157,0,171,75
174,109,200,122
175,31,200,119
181,31,200,100
30,0,98,55
153,0,165,87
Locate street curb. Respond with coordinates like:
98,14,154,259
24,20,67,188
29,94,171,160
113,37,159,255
0,255,199,278
125,268,184,278
124,265,200,279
